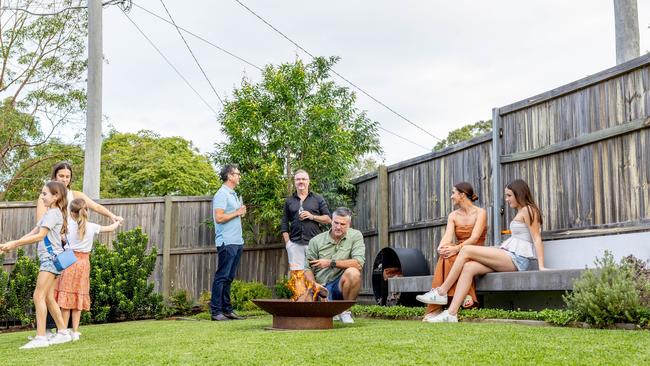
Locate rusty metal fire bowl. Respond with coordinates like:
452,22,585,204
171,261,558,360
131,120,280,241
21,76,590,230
252,299,356,330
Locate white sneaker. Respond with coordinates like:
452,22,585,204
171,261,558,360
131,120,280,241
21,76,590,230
422,312,440,322
416,288,448,305
424,310,458,323
20,336,50,349
339,311,354,324
27,329,56,341
71,332,81,342
49,330,73,345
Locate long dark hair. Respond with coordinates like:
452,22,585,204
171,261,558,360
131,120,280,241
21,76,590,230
454,182,478,202
51,161,73,188
45,181,69,235
506,179,542,225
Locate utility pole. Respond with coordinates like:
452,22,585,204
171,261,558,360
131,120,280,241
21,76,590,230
613,0,640,64
83,0,103,199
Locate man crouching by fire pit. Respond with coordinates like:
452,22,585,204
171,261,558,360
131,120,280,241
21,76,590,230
303,207,365,323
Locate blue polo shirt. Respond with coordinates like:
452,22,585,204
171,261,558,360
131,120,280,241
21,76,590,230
213,185,244,246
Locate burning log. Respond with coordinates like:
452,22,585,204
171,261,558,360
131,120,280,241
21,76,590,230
287,270,328,302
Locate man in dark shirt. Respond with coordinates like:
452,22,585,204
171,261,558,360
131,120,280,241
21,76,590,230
280,170,331,270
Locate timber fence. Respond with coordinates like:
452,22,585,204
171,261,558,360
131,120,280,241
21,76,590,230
2,54,650,299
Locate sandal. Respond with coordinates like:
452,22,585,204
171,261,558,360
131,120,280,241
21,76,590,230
462,295,474,308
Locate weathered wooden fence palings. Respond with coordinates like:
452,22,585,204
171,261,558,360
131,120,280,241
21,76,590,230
0,197,287,301
353,54,650,295
352,134,494,292
2,55,650,301
493,54,650,243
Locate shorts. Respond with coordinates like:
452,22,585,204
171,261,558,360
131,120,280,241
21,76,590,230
504,250,532,271
286,240,308,270
38,253,61,276
324,275,344,300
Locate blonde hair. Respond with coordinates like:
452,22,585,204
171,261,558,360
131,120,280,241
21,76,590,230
45,181,68,235
69,198,89,239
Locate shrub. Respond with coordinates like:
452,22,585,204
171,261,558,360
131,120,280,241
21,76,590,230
538,309,578,326
6,249,39,325
230,280,272,311
273,276,292,299
563,251,649,327
169,288,194,316
0,265,9,323
88,227,163,322
349,305,578,325
198,290,211,312
351,305,424,319
623,255,650,307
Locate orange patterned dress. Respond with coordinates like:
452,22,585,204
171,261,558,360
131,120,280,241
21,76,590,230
425,224,486,314
55,251,91,311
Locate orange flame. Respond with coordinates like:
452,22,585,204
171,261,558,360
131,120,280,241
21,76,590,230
287,270,328,302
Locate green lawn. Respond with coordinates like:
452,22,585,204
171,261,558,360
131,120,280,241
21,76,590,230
1,316,649,365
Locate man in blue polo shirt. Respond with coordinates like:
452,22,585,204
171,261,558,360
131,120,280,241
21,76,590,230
210,164,246,321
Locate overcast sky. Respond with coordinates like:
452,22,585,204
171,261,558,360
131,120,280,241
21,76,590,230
93,0,650,165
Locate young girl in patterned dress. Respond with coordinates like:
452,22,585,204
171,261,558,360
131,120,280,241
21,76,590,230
55,198,121,340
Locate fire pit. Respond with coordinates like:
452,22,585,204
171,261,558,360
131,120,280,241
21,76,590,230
252,299,356,330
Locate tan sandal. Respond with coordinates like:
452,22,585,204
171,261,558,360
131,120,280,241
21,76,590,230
462,295,474,308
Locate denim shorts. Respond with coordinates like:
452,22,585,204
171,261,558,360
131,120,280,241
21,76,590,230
324,275,344,300
504,250,531,271
38,254,61,275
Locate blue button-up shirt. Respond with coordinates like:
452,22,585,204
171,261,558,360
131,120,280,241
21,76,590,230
213,185,244,246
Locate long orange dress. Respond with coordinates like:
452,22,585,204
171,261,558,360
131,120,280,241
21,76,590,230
425,224,487,314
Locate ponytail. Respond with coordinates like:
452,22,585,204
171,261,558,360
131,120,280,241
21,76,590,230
70,198,89,239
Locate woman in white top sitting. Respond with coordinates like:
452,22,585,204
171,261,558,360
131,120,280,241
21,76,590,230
417,179,548,322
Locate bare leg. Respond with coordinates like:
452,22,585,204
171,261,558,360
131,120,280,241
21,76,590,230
438,246,516,294
71,310,82,332
447,261,494,316
61,309,71,330
45,275,68,331
33,272,52,337
339,268,362,300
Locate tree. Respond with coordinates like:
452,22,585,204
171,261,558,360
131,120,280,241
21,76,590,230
433,120,492,151
0,1,87,196
0,137,83,201
214,56,382,243
100,130,220,198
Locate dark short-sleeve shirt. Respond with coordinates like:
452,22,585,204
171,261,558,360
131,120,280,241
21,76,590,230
280,191,330,245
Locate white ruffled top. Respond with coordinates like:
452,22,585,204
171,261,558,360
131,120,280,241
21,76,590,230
500,220,536,258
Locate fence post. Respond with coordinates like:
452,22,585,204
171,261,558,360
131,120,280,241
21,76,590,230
162,195,173,299
377,165,389,248
491,108,503,246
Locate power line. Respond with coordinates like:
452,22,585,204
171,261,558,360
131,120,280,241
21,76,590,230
121,9,219,115
232,0,442,143
126,1,430,152
378,127,430,151
130,1,262,71
158,0,224,106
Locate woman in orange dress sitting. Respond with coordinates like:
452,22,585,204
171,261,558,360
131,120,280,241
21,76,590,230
417,182,487,322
